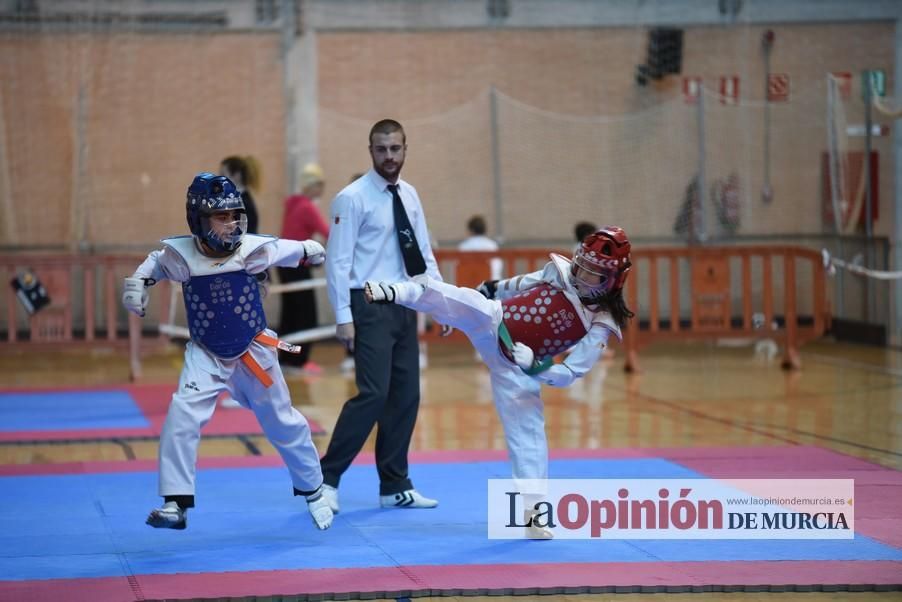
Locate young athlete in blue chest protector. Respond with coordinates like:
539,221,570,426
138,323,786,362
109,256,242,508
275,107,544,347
123,172,333,531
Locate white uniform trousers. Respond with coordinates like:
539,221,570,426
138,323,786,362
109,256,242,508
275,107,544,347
159,331,323,499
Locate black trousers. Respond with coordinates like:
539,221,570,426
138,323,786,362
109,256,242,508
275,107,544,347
277,266,317,367
320,290,420,495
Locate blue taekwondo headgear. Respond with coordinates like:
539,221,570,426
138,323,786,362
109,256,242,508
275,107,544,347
186,172,247,253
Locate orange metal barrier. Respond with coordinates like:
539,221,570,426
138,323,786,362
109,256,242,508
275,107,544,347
3,246,829,378
431,246,830,370
621,245,828,371
0,254,174,377
3,254,133,344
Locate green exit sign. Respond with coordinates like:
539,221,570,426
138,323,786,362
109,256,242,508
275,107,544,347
862,69,886,99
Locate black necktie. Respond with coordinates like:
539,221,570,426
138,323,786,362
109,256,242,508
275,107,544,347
388,184,427,276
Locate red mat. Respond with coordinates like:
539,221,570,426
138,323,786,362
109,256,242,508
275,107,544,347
3,560,900,601
671,445,902,550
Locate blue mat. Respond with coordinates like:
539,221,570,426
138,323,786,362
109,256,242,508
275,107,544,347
1,458,899,581
0,391,149,432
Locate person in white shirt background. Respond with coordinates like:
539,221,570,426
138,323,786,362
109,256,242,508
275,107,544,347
573,221,597,256
458,214,503,281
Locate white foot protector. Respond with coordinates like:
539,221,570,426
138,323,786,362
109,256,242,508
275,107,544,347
306,490,334,530
320,484,340,514
146,501,187,530
379,489,438,509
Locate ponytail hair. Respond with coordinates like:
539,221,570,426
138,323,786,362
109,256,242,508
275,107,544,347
242,155,262,194
597,288,634,330
220,155,263,194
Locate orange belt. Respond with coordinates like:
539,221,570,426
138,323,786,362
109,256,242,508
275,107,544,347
240,333,302,388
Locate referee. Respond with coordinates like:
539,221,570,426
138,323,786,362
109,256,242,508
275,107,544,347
321,119,447,512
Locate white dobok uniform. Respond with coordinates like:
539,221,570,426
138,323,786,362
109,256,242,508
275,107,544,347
390,253,621,490
133,234,323,500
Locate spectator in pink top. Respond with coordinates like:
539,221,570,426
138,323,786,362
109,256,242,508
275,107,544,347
279,163,330,375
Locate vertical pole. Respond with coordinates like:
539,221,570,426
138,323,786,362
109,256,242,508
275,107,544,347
624,260,640,373
863,72,875,322
5,267,16,342
893,21,902,346
0,92,16,246
826,76,845,317
105,263,116,341
782,253,800,370
695,87,707,243
648,258,659,332
71,83,88,252
670,255,680,332
762,32,774,203
282,0,298,194
84,264,95,341
489,85,504,242
283,0,318,194
742,253,752,330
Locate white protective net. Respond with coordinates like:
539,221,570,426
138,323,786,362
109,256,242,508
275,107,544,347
0,0,287,252
823,70,895,329
0,4,895,336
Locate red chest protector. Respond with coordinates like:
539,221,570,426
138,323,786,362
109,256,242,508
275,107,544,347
500,283,587,361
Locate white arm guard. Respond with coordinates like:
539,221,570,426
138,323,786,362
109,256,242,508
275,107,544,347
532,325,610,387
301,240,326,266
495,269,545,300
533,363,577,388
122,277,150,317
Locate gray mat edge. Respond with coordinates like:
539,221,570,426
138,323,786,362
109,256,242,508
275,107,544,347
143,582,902,602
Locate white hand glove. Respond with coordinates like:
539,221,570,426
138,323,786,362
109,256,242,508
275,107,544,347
301,240,325,266
511,342,535,371
122,277,149,317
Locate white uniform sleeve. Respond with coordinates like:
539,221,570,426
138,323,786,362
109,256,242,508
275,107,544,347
326,192,358,324
412,192,443,282
495,262,557,300
133,247,189,283
533,324,611,388
245,239,305,273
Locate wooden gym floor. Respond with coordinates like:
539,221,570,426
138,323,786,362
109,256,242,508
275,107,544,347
1,337,900,600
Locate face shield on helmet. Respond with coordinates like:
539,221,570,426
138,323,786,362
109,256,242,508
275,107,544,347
570,226,632,306
200,210,248,253
186,172,247,253
570,260,617,299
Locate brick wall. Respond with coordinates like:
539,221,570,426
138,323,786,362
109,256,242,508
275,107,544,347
316,24,894,243
0,22,893,250
0,32,286,249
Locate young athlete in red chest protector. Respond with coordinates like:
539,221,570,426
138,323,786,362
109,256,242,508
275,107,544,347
364,226,634,538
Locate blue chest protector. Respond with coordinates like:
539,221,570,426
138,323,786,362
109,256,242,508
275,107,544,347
182,271,266,358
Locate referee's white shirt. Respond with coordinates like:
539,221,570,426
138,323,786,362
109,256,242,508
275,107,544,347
326,169,442,324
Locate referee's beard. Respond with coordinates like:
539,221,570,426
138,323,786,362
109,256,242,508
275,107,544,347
374,158,404,183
